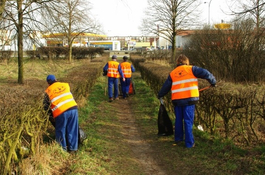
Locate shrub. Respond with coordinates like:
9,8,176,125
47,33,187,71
131,55,265,147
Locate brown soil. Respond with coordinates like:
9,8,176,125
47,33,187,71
110,97,167,175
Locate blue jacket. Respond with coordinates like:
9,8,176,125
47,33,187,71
131,65,136,73
158,65,216,106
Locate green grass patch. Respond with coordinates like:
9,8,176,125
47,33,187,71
76,76,144,174
127,72,265,175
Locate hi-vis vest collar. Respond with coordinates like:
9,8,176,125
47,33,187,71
45,82,77,118
170,65,199,100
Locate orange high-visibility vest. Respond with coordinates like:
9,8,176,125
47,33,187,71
45,82,77,118
120,62,132,78
107,61,120,78
170,65,199,100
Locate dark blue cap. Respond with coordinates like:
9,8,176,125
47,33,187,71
123,56,128,60
112,55,117,59
46,74,56,83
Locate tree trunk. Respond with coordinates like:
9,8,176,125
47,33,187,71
171,24,177,63
0,0,7,21
171,6,177,63
68,42,72,62
17,0,24,84
172,33,177,63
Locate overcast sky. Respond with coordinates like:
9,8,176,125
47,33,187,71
89,0,233,36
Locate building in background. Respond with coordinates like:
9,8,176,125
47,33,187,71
106,36,158,51
42,33,107,47
88,40,121,50
0,22,232,52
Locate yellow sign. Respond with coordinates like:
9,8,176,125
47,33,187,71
90,42,112,45
135,42,150,47
214,23,231,29
43,33,107,38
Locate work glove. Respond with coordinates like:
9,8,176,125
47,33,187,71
49,116,56,127
211,84,217,87
159,98,164,105
102,70,107,76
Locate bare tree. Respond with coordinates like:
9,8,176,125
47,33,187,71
41,0,100,62
228,0,265,49
140,0,201,61
1,0,51,84
184,18,265,83
229,0,265,20
229,0,265,29
0,0,7,20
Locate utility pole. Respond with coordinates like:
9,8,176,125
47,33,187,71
208,0,213,26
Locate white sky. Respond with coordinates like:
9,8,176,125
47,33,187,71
89,0,233,36
202,0,233,25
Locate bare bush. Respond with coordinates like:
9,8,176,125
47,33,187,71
183,19,265,83
131,55,265,147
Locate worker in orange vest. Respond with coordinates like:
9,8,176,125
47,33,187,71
103,55,125,102
158,54,216,148
120,56,135,99
43,75,79,153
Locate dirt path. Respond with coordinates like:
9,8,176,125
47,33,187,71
110,97,167,175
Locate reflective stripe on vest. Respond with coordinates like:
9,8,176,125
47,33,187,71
120,62,132,78
45,82,77,118
50,92,72,103
51,98,75,112
107,61,120,78
170,65,199,100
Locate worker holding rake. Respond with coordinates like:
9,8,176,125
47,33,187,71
158,54,216,148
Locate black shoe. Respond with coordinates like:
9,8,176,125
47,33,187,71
157,133,166,136
175,140,183,144
68,150,77,155
186,143,195,148
172,140,183,146
109,98,113,102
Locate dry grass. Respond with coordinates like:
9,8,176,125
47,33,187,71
19,143,69,175
0,58,90,85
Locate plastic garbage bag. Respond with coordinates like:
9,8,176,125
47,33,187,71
78,126,87,144
197,125,204,131
157,100,173,136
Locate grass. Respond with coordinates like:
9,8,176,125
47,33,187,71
12,59,265,174
78,76,144,174
0,58,88,85
77,72,264,174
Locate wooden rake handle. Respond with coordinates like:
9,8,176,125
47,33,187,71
199,85,212,92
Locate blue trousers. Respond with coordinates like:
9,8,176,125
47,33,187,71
55,108,79,151
108,77,119,98
174,105,195,148
120,78,131,98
